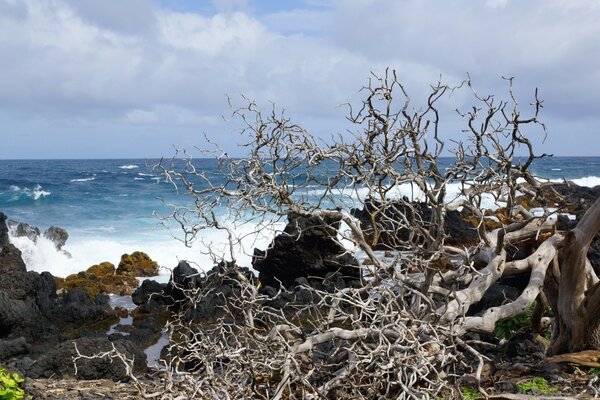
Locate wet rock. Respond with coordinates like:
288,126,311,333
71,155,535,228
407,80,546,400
252,212,359,288
7,220,40,242
27,337,147,381
116,252,159,277
0,213,8,250
44,226,69,250
0,337,30,360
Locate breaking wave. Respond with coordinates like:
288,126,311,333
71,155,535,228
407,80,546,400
9,184,51,200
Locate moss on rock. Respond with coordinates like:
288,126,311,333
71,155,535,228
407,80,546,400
116,252,159,277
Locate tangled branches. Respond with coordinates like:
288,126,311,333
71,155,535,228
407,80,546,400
75,71,600,398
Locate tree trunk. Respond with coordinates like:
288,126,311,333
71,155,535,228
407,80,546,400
548,196,600,355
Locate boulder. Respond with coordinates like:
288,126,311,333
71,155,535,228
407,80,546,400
351,198,479,250
0,213,8,250
132,280,168,306
7,220,40,242
87,262,116,276
0,337,30,361
27,337,147,381
58,263,139,297
252,212,359,288
116,252,159,277
43,226,69,250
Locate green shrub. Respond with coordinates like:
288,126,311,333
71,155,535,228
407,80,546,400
0,368,24,400
493,303,535,339
460,386,482,400
518,377,555,394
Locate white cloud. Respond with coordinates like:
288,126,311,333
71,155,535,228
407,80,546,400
0,0,599,158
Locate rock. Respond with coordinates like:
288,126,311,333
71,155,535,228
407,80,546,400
468,281,523,315
87,262,116,276
162,261,201,305
351,199,479,249
504,330,546,363
252,212,359,288
0,212,8,250
7,220,40,242
27,337,147,381
0,243,27,274
0,291,38,334
116,252,159,277
58,263,139,297
0,337,30,361
24,378,140,400
43,226,69,250
131,280,168,306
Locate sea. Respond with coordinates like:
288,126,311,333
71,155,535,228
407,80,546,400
1,157,600,280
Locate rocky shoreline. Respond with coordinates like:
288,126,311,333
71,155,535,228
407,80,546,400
2,182,600,398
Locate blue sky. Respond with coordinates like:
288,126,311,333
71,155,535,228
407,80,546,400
1,0,599,158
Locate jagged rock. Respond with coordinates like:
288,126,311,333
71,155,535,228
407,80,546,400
0,213,8,250
43,226,69,250
116,252,159,277
351,198,479,250
7,220,40,242
0,337,30,361
132,280,168,306
27,337,147,381
252,212,359,288
0,243,27,274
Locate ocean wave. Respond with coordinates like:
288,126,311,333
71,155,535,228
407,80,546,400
118,164,139,170
550,175,600,187
138,173,154,177
8,184,51,200
9,219,283,278
134,178,145,181
551,168,562,171
70,177,96,183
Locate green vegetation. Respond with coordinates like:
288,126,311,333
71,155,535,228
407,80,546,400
460,386,482,400
589,367,600,375
0,368,24,400
518,377,555,394
493,303,535,339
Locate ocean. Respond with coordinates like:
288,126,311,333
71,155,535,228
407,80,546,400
1,157,599,279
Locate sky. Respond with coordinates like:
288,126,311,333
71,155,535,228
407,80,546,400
1,0,600,159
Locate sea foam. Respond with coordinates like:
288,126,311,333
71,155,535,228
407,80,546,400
8,184,51,200
70,177,96,183
118,164,139,170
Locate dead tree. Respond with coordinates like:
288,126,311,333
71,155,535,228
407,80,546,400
97,71,600,398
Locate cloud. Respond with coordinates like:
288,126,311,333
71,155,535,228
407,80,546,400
0,0,599,158
63,0,157,35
